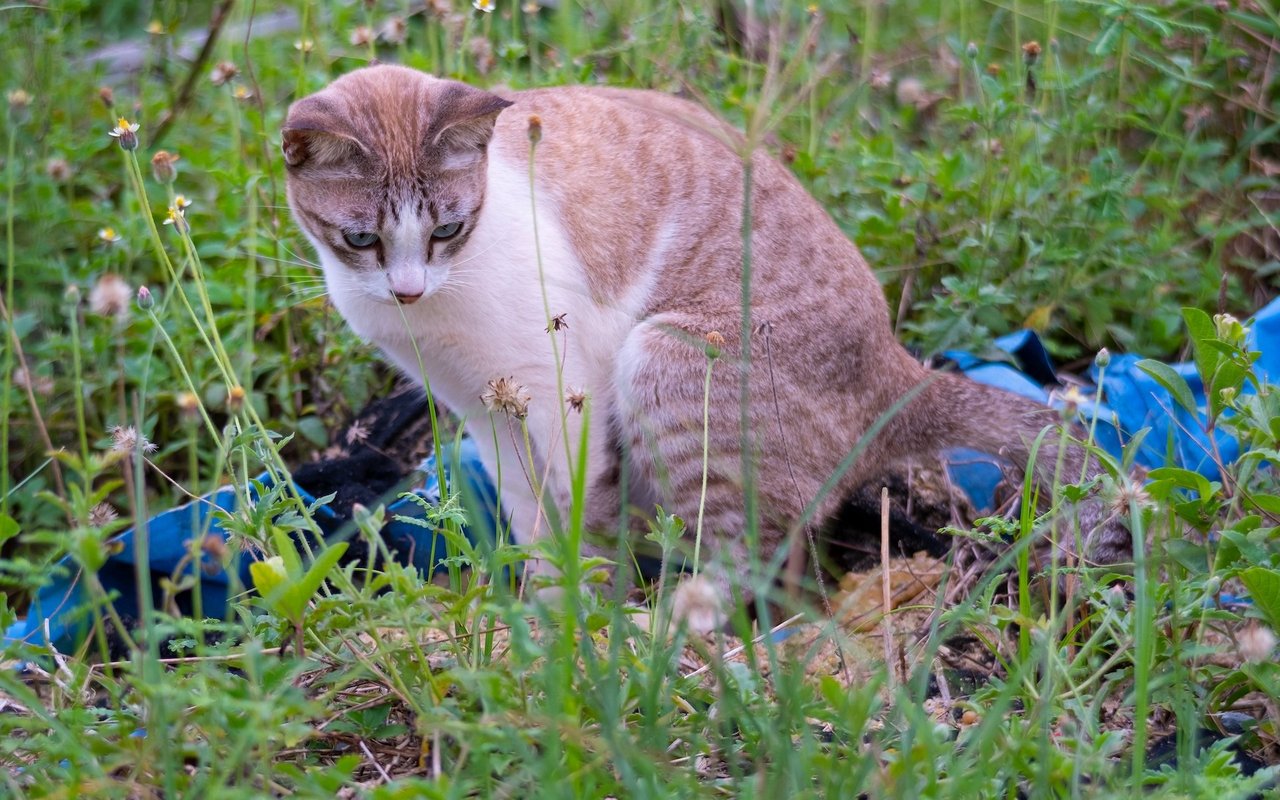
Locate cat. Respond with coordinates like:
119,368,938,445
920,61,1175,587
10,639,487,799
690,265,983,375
283,64,1129,624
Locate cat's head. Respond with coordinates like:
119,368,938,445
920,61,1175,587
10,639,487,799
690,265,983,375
283,65,511,307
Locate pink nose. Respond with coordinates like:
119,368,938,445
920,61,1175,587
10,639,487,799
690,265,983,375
393,290,423,304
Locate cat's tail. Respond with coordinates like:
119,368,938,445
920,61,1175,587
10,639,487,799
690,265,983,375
890,368,1131,566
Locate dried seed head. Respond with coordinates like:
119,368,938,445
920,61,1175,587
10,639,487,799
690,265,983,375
88,502,119,528
469,36,496,75
210,61,239,86
45,157,72,182
201,534,228,561
895,77,926,108
349,25,375,47
482,376,531,419
1021,40,1042,66
545,312,567,333
12,367,53,395
379,17,408,44
868,69,892,91
89,273,133,320
150,150,179,184
1238,625,1277,663
527,115,543,145
110,425,158,456
986,62,1001,77
705,330,725,359
566,387,587,413
97,86,115,109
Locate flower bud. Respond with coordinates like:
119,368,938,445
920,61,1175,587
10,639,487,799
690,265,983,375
136,285,154,310
528,115,542,145
150,150,179,184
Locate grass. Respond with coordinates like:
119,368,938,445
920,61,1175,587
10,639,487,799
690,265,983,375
1,0,1279,796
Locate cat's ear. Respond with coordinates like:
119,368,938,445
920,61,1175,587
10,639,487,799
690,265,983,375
282,94,368,169
426,83,513,168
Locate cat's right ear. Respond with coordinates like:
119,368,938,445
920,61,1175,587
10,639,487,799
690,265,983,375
282,94,367,169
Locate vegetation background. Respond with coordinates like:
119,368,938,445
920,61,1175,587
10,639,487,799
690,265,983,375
0,0,1278,796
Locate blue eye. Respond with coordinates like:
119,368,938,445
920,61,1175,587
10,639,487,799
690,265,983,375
432,222,462,239
343,231,379,248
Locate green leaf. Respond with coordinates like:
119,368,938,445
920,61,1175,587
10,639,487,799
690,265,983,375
0,514,19,547
294,541,348,608
1136,359,1197,414
1240,567,1280,630
1246,493,1280,516
1183,306,1218,382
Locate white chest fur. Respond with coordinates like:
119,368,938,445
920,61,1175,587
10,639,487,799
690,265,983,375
317,157,651,539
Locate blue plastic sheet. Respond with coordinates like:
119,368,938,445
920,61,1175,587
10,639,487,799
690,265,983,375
11,298,1280,654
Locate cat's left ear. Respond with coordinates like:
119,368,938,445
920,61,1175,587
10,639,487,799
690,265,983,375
426,83,513,168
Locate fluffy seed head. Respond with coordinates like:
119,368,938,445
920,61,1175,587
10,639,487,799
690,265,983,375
110,425,157,456
349,26,374,47
89,273,133,320
210,61,238,86
1238,625,1276,663
482,377,531,419
45,157,72,182
88,503,119,528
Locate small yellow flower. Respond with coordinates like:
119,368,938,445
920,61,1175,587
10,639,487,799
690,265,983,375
232,85,253,102
162,205,188,232
173,194,192,210
97,227,122,245
294,38,314,53
108,116,141,151
227,385,247,412
145,20,165,35
473,0,495,12
522,1,539,12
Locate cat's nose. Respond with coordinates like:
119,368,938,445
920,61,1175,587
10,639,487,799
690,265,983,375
392,290,423,304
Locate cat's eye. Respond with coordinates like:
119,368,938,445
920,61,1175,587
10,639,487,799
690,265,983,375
343,231,379,248
431,222,462,240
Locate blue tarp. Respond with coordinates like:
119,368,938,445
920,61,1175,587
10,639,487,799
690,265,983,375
10,299,1280,654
